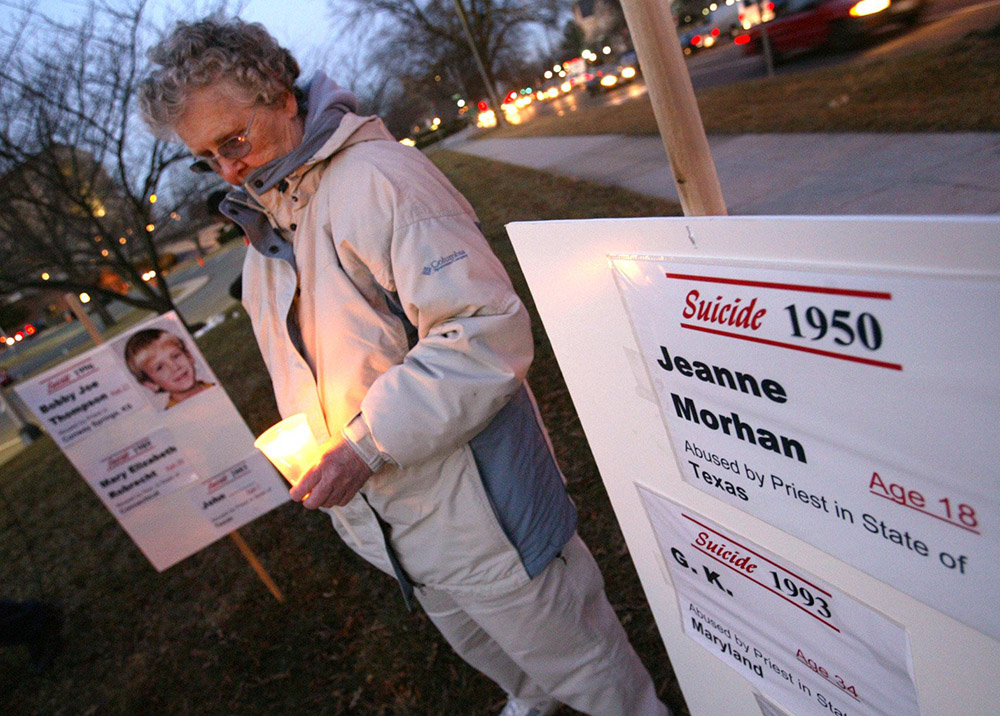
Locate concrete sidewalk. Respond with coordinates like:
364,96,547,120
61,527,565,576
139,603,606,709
447,132,1000,215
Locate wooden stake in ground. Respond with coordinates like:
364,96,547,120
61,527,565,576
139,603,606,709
619,0,728,216
229,530,285,602
64,292,104,346
62,292,285,603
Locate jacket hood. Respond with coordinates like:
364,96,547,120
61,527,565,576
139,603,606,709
243,72,358,193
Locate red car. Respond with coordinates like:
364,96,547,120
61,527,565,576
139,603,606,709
735,0,925,58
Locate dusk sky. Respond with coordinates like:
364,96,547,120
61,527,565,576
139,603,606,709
32,0,339,65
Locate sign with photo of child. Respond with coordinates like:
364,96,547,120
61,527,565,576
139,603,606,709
15,312,289,571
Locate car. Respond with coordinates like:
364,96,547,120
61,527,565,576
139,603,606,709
679,23,724,55
584,64,620,94
618,50,640,78
585,57,640,95
735,0,925,58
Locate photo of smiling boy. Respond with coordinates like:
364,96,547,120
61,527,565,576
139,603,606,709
124,329,214,409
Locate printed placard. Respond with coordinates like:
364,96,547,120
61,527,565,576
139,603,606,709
613,258,1000,642
16,312,288,570
641,488,918,716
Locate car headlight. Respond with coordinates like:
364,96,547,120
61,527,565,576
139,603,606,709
600,75,618,87
620,66,636,79
850,0,890,16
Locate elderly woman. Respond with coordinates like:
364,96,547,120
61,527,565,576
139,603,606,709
139,18,669,716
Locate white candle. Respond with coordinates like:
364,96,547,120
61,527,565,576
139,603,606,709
254,413,362,546
253,413,319,485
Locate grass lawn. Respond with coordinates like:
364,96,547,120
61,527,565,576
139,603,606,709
0,154,683,715
486,26,1000,138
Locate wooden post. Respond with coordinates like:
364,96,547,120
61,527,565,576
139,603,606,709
62,292,285,602
229,531,285,603
64,292,104,346
618,0,728,216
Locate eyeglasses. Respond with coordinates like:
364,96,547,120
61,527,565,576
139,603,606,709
189,109,257,174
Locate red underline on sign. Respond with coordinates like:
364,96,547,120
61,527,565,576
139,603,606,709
690,544,841,633
679,323,904,371
869,490,981,535
795,654,862,702
45,360,98,393
116,442,155,466
665,273,893,300
682,515,832,597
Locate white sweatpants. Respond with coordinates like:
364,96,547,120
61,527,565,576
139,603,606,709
415,533,671,716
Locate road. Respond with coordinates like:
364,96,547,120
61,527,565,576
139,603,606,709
517,0,999,123
683,0,1000,88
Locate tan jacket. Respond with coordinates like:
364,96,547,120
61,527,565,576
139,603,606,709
228,108,575,598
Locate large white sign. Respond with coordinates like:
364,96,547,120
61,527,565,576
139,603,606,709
613,258,1000,641
16,312,288,570
640,488,918,716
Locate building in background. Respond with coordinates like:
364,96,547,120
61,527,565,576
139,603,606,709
572,0,632,54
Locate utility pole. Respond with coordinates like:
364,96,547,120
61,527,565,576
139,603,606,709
756,0,776,77
452,0,507,128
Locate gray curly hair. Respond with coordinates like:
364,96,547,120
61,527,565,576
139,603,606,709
139,17,300,136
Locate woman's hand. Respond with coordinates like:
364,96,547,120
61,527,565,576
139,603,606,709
289,438,374,509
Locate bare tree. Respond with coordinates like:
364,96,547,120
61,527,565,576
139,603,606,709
330,0,569,134
0,0,206,323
